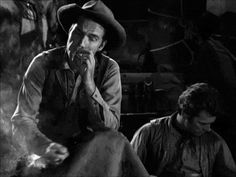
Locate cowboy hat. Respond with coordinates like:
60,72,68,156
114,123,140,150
57,0,126,50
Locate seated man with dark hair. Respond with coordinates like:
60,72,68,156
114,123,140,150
131,83,236,177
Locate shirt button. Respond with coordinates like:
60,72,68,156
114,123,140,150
94,94,98,97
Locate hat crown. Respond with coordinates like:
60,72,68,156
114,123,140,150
57,0,126,50
82,0,114,19
82,0,97,9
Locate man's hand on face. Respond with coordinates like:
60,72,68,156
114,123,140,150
42,142,69,166
76,49,96,96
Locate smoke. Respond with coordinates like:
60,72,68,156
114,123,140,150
0,8,21,177
0,1,69,176
0,85,21,177
0,35,23,176
0,3,43,176
0,62,24,176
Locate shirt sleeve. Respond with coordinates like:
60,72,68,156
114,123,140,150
87,59,122,130
214,138,236,177
11,54,52,156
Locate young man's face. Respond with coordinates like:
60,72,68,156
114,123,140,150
66,16,106,71
185,110,216,136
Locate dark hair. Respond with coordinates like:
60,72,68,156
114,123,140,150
178,83,219,119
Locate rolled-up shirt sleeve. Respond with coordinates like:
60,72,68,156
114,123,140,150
11,54,52,156
87,59,122,130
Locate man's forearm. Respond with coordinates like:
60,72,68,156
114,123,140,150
86,87,120,130
12,115,52,156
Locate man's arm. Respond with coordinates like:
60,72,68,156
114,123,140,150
130,123,152,166
85,58,122,130
11,54,53,155
214,138,236,177
11,54,69,164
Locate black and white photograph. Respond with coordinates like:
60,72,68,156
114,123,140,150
0,0,236,177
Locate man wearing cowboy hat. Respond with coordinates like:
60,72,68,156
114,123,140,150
11,0,128,169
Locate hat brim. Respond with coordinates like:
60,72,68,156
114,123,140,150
57,4,126,50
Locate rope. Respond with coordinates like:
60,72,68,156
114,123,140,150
147,8,179,20
149,39,194,65
149,40,183,52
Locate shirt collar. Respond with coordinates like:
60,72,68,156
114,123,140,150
56,48,71,70
169,112,199,141
168,112,182,137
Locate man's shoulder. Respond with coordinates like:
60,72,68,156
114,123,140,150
202,129,226,146
207,129,224,139
150,116,171,126
100,53,119,69
134,116,171,143
31,46,66,67
44,46,66,55
38,46,65,60
139,116,170,132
